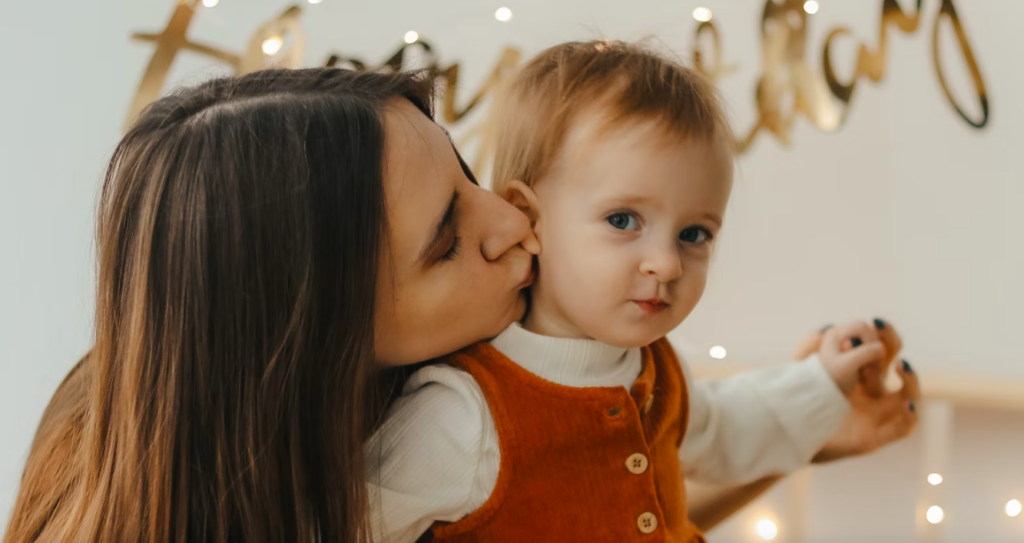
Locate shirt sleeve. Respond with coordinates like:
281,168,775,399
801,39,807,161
679,354,851,485
366,365,495,543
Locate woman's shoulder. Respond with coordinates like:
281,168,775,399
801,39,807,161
366,361,500,541
5,353,91,542
371,361,492,461
401,361,483,397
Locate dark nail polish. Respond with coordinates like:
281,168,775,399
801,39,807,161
820,324,833,333
902,359,913,374
908,400,916,412
851,337,863,348
873,318,886,330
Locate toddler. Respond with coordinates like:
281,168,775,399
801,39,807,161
369,40,889,543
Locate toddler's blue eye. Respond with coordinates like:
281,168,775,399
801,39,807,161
607,213,639,231
680,227,711,244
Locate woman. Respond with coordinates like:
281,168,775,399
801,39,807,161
4,68,918,543
5,68,540,543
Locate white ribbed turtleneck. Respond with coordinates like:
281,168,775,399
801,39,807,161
489,322,641,389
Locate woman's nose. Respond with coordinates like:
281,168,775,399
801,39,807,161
477,186,540,262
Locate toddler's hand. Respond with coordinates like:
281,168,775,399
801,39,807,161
815,320,889,396
793,320,917,462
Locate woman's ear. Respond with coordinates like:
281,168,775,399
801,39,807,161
501,180,542,231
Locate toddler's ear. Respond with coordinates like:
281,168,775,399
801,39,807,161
502,180,541,231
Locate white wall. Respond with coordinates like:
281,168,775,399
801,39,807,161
1,0,142,527
2,0,1022,536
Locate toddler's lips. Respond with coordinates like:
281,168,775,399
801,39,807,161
633,298,669,315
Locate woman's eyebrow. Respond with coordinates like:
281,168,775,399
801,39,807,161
419,190,460,262
442,127,478,184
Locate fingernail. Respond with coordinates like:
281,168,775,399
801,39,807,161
820,324,833,333
908,399,916,412
851,337,863,348
873,318,886,330
902,359,913,374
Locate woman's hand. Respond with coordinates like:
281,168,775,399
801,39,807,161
794,320,921,463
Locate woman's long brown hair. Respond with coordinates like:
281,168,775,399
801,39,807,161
4,68,433,543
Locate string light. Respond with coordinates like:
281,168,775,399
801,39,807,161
404,31,419,44
755,519,778,540
926,506,944,524
803,1,819,14
1007,500,1022,518
495,7,513,22
261,36,283,56
692,7,713,22
927,473,943,486
202,0,219,7
710,346,727,360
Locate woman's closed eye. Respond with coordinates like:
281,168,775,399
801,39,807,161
441,234,462,261
606,212,640,231
679,226,713,245
422,190,461,264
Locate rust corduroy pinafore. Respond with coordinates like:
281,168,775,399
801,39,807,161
429,337,705,543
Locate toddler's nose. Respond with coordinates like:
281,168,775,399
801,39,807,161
639,246,682,283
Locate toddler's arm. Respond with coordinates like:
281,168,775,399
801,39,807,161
677,319,890,485
677,351,849,485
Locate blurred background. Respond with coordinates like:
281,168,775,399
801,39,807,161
1,1,1021,541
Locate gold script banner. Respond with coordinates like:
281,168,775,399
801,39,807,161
128,0,990,158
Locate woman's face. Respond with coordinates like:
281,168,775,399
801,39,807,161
374,100,540,365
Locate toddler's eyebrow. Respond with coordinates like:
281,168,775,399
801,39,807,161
703,213,723,227
601,194,652,207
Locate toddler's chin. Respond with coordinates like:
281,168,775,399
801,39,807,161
590,324,667,350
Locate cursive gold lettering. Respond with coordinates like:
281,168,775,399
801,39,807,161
127,2,304,129
692,21,739,84
823,0,987,129
823,0,922,105
239,6,304,75
932,0,988,128
128,0,990,157
733,0,845,152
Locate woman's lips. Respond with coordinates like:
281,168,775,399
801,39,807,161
516,260,536,290
634,298,669,315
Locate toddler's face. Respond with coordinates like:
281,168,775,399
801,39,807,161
522,114,733,348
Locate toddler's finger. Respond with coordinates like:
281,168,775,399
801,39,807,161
836,341,887,375
872,318,903,371
827,320,880,356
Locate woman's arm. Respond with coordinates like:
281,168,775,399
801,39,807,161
686,475,783,532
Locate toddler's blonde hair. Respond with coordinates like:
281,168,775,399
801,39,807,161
490,40,731,196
